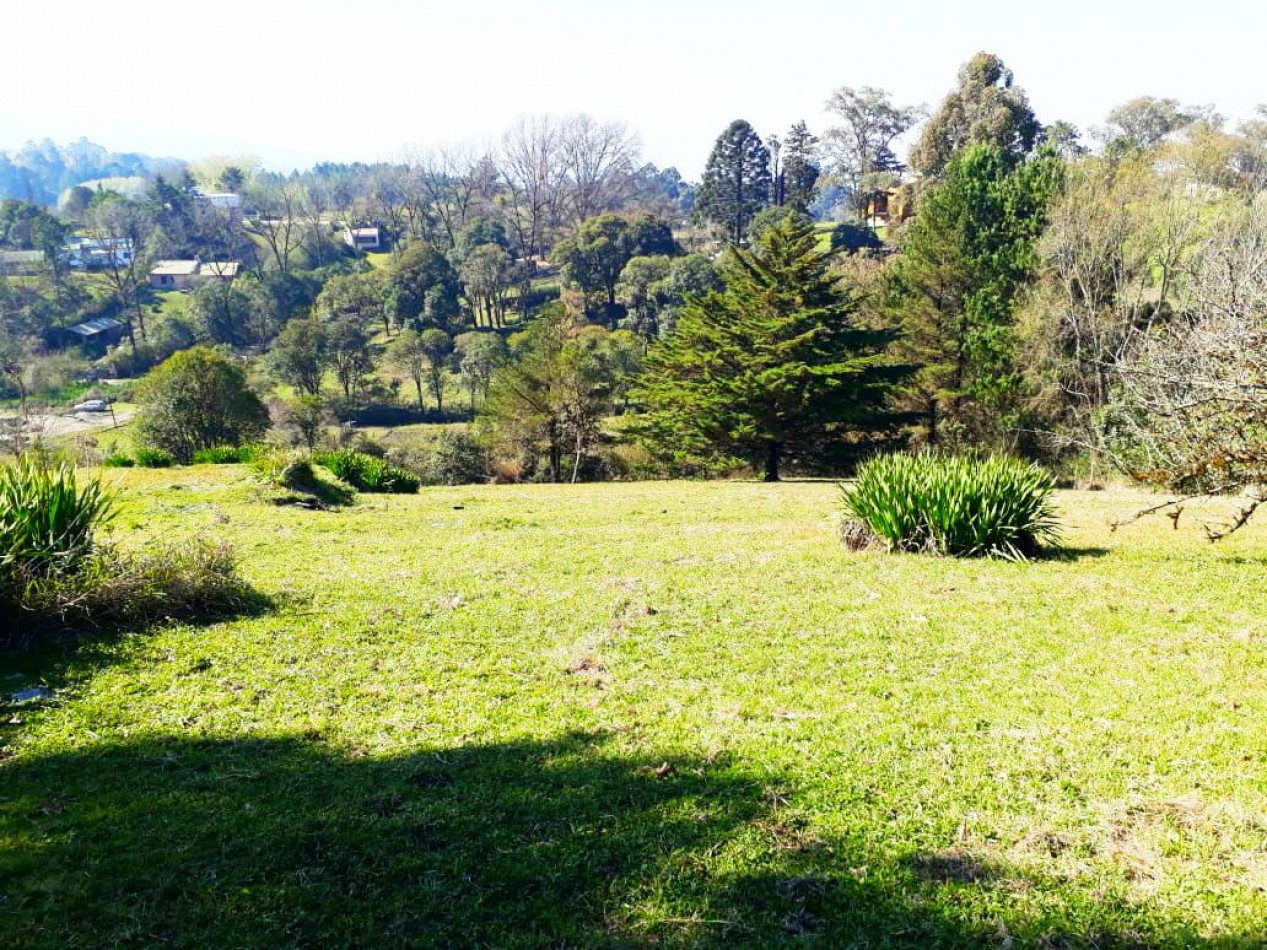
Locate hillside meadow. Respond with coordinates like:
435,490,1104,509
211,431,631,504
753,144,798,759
2,468,1266,946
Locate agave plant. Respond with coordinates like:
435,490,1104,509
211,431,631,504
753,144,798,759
841,452,1061,560
0,456,115,578
314,451,420,494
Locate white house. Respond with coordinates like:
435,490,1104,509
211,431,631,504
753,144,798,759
150,259,241,290
343,226,382,252
62,237,135,270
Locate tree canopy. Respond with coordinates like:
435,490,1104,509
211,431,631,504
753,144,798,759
695,120,772,244
136,347,270,461
635,214,911,481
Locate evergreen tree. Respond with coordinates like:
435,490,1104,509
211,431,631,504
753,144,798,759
696,120,772,244
634,215,911,481
885,144,1063,447
777,122,821,214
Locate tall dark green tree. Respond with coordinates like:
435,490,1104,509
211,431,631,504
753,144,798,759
885,144,1063,447
269,316,329,396
387,241,461,331
774,122,820,214
634,215,911,481
696,120,772,244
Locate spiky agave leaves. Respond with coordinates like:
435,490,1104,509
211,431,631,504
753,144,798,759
841,452,1061,560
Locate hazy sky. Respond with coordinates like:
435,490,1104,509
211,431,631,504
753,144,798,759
4,0,1265,175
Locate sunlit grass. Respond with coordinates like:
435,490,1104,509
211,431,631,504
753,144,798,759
1,468,1265,945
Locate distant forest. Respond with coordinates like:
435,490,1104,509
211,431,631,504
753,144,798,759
0,139,181,206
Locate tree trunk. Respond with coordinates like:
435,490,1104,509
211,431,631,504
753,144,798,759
547,423,562,483
763,442,781,483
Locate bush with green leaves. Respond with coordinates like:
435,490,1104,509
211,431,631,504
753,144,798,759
101,453,136,468
0,456,260,640
192,445,257,465
425,431,490,485
840,452,1061,560
315,450,420,494
0,457,114,579
135,346,270,463
134,448,174,468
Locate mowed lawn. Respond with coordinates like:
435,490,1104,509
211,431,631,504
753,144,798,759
2,469,1266,947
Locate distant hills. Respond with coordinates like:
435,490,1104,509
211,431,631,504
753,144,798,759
0,138,183,207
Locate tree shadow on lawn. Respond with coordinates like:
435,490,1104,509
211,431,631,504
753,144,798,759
0,585,277,743
1041,545,1111,562
0,730,1242,947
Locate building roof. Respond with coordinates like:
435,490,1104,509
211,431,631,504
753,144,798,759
0,250,45,264
80,236,132,247
348,227,380,237
198,261,240,278
151,260,201,276
66,317,124,337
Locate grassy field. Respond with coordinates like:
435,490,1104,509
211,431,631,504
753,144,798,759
2,469,1266,946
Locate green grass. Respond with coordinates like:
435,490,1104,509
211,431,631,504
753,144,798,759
2,470,1266,946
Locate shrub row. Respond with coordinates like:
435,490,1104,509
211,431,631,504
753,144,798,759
104,445,261,469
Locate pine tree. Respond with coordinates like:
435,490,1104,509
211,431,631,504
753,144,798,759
778,121,820,214
695,120,772,244
634,215,912,481
885,144,1062,447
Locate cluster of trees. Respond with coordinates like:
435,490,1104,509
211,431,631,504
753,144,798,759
636,50,1267,527
7,58,1267,527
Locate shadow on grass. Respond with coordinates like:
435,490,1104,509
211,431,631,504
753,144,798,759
0,730,1236,947
1042,545,1112,562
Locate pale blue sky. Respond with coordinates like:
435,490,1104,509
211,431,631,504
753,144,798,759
4,0,1264,175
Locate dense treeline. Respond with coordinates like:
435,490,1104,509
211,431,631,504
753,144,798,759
3,55,1266,526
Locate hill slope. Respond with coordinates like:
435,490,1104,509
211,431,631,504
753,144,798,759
2,471,1266,945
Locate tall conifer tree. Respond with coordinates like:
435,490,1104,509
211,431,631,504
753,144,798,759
696,120,773,244
635,215,911,481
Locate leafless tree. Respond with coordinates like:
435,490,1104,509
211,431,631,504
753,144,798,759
366,166,409,251
499,116,568,261
299,180,333,267
408,146,493,249
246,178,305,273
558,114,641,228
1111,196,1267,536
87,199,156,350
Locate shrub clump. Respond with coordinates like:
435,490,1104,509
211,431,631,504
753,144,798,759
5,541,262,640
192,445,257,465
314,450,421,494
249,449,355,508
840,452,1061,560
0,456,259,640
0,458,114,577
101,453,136,468
134,448,174,468
424,431,489,486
